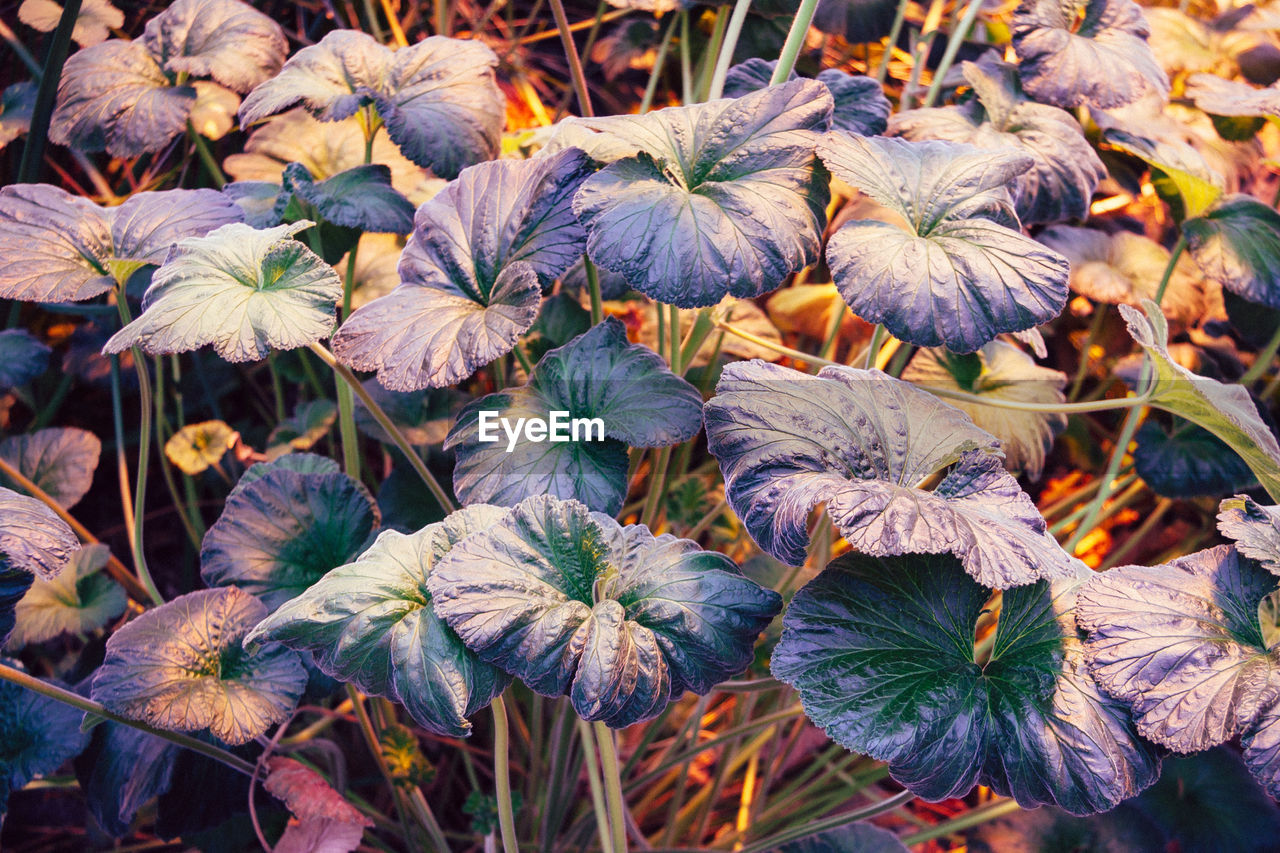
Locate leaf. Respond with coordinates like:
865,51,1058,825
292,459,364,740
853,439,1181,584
189,80,241,140
571,80,833,308
50,39,197,156
446,318,704,515
91,587,307,745
279,163,415,234
239,31,504,179
0,569,32,650
333,148,594,390
1035,226,1211,324
1186,73,1280,120
778,823,910,853
201,467,379,612
0,184,243,303
1120,301,1280,501
0,427,102,509
0,485,79,580
1103,129,1225,221
264,757,371,827
18,0,122,46
706,360,1082,587
1183,195,1280,310
819,134,1070,352
246,505,513,737
888,56,1106,226
0,664,91,816
232,453,340,498
73,722,179,837
772,552,1160,814
354,382,465,447
1134,420,1257,498
721,59,891,136
1219,495,1280,576
104,222,342,362
1076,545,1280,796
274,819,365,853
1011,0,1169,109
268,400,338,455
902,342,1067,480
427,495,782,727
813,0,900,43
0,330,50,390
165,420,237,475
0,82,36,150
141,0,287,94
6,543,125,649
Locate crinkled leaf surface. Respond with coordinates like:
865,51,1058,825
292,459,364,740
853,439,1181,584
333,149,593,390
0,664,90,814
819,134,1070,352
1186,74,1280,119
279,163,415,234
571,80,832,308
447,318,703,514
721,59,890,136
142,0,287,94
1121,302,1280,500
1183,195,1280,309
902,343,1067,480
427,495,782,727
1134,420,1256,498
232,453,340,498
889,57,1105,225
1036,226,1209,323
247,505,511,736
201,467,379,612
105,222,341,362
0,330,49,390
1076,545,1280,795
704,360,1082,587
0,486,79,580
239,31,504,179
19,0,123,46
0,427,101,510
1219,496,1280,576
91,587,306,745
7,544,125,649
1011,0,1169,109
772,552,1160,813
0,184,242,303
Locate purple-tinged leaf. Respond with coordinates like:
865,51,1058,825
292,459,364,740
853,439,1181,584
0,427,101,510
1183,195,1280,309
0,663,90,816
1219,496,1280,576
279,162,415,234
0,486,79,580
18,0,123,46
0,81,36,150
722,58,890,136
142,0,286,94
0,184,113,301
1186,73,1280,119
0,329,50,390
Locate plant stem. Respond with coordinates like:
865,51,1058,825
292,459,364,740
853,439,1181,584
922,0,985,107
579,718,616,853
335,243,363,482
740,789,915,852
695,5,731,101
585,257,604,324
187,122,227,188
641,15,679,114
1242,321,1280,386
549,0,595,116
0,662,256,776
594,722,629,853
875,0,910,82
1154,234,1188,306
771,0,820,83
18,0,81,183
309,343,456,512
380,0,410,45
679,11,693,104
1068,304,1108,401
640,446,672,528
863,324,886,369
491,695,521,853
708,0,754,100
900,797,1022,845
1099,496,1173,570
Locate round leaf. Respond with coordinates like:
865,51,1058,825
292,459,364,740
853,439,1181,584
6,544,126,649
0,427,102,510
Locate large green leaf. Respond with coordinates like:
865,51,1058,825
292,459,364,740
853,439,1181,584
704,360,1082,587
819,134,1070,352
201,466,379,612
104,221,342,362
0,663,90,818
571,80,832,308
1183,195,1280,309
6,544,126,649
91,587,307,745
0,427,101,510
1121,301,1280,500
773,552,1160,814
246,505,512,737
277,162,415,235
427,495,782,727
446,318,703,514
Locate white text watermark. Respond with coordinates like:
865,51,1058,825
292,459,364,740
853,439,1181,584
477,411,606,452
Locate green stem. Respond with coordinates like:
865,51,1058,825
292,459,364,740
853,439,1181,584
875,0,910,82
900,798,1022,845
741,789,915,852
1099,496,1173,570
708,0,754,100
922,0,985,107
549,0,595,116
1154,234,1188,306
1068,304,1108,401
679,11,694,104
335,242,363,482
669,304,681,372
641,15,679,114
771,0,820,83
695,5,731,102
579,719,615,853
640,446,672,528
309,343,456,513
18,0,81,183
594,722,629,853
1241,321,1280,386
585,256,604,324
361,0,387,41
863,324,886,370
152,359,203,552
491,694,521,853
0,662,255,776
187,122,227,188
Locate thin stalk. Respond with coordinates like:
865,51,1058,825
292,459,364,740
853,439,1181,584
0,18,41,75
900,798,1021,845
1242,321,1280,385
361,0,387,41
927,384,1151,414
741,790,915,852
549,0,595,116
346,688,421,848
152,359,203,552
695,5,731,102
0,662,255,776
1064,389,1148,553
669,304,681,372
1154,234,1188,306
579,719,616,853
708,0,755,100
585,257,604,324
640,446,673,528
187,122,227,187
114,297,162,605
267,353,287,422
1047,474,1140,537
677,307,716,377
491,695,521,853
864,324,886,369
18,0,82,183
716,320,832,370
686,497,728,540
641,15,680,114
1068,304,1108,401
922,0,985,107
380,0,410,45
875,0,910,82
771,0,820,83
309,343,456,512
679,11,693,105
818,303,847,361
335,252,362,482
1100,497,1173,570
594,722,629,853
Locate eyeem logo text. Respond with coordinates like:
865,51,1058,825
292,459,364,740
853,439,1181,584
477,411,606,452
